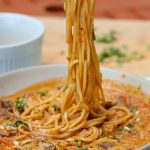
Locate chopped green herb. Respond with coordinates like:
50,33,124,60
16,98,26,108
6,123,13,127
117,128,124,132
147,45,150,51
130,107,138,114
117,96,123,105
78,147,88,150
52,104,61,112
14,120,28,128
16,98,26,113
126,123,134,128
14,120,29,131
118,123,134,133
6,123,17,130
37,90,48,96
7,120,28,130
75,139,81,147
114,135,123,140
96,31,117,43
99,47,144,65
99,47,126,63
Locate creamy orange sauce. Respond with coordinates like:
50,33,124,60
0,79,150,150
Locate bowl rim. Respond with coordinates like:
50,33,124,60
0,12,45,49
0,64,150,100
0,64,149,84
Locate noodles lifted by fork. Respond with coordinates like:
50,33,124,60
21,0,132,149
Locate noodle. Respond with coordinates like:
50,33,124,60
3,0,150,149
19,0,132,149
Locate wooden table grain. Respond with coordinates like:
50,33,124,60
39,17,150,76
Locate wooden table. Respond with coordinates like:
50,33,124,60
39,17,150,76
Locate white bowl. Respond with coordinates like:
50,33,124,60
0,13,44,74
0,64,150,96
0,65,150,149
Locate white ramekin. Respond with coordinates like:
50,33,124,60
0,13,44,74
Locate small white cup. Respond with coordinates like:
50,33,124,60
0,13,44,74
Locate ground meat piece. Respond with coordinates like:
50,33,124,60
0,99,14,120
1,99,13,113
0,109,11,120
101,143,114,150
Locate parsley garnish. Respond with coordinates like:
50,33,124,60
118,123,134,133
52,104,61,112
96,31,117,43
14,120,28,128
114,135,123,140
99,47,126,63
147,45,150,51
99,46,145,65
16,98,26,113
7,120,28,130
117,96,123,105
6,123,17,130
75,139,81,147
37,90,48,96
130,107,138,114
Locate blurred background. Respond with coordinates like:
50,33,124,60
0,0,150,19
0,0,150,76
